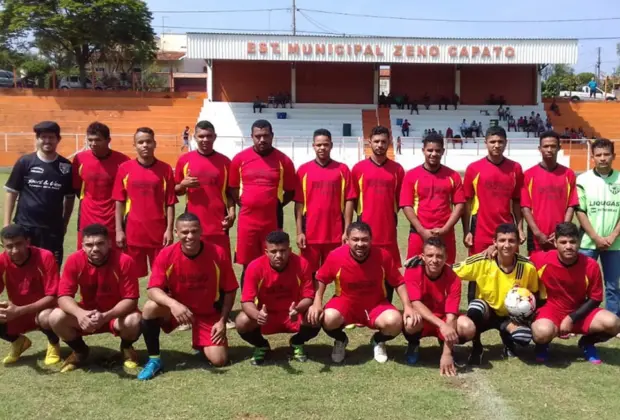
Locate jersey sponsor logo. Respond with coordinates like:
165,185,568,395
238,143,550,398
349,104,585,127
27,178,63,191
29,166,44,174
608,184,620,195
59,163,71,175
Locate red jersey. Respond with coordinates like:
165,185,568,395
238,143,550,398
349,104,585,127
148,242,238,316
521,164,578,252
241,254,314,313
175,151,231,237
112,159,177,248
295,160,356,244
404,264,461,315
229,147,296,229
316,245,404,306
463,157,523,246
351,158,405,246
59,249,139,312
0,247,58,305
530,250,603,312
72,150,130,233
399,164,465,232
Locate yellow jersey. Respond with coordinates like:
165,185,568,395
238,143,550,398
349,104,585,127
453,254,541,317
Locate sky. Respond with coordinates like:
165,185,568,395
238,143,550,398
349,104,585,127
144,0,620,74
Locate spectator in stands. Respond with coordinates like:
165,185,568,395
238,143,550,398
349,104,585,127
396,136,402,155
439,96,449,110
505,107,512,120
470,120,479,137
422,92,431,110
497,104,506,121
431,128,437,134
570,129,578,140
563,127,571,137
550,98,561,116
445,127,453,140
423,129,429,137
268,93,276,108
379,92,387,108
518,116,527,132
387,92,394,109
545,118,553,131
401,119,411,137
410,100,419,115
578,127,585,138
588,77,598,98
253,96,265,113
438,130,443,137
181,126,190,151
507,115,517,132
476,121,483,137
460,119,469,137
403,94,410,110
452,93,459,110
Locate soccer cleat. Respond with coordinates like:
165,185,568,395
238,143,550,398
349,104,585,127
344,324,357,330
372,339,388,364
331,338,348,364
44,343,61,365
122,346,139,369
405,343,419,365
251,346,269,366
291,343,307,362
60,350,89,373
503,345,517,358
2,335,32,365
226,319,236,330
177,323,191,331
468,345,484,366
580,343,602,365
137,357,163,381
535,344,549,363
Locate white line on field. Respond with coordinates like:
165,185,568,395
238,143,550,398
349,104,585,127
465,371,516,420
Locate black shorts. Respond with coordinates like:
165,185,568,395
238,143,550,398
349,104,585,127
23,226,64,269
479,309,510,333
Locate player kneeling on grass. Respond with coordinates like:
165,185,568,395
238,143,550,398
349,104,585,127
138,213,238,380
49,223,141,373
452,223,541,364
236,231,320,365
0,224,61,365
530,222,620,364
308,221,418,364
403,237,475,376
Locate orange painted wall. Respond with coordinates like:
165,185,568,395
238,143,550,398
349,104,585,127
296,62,374,104
212,60,291,102
460,64,536,105
390,64,455,102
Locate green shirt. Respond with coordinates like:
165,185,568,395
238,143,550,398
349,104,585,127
577,169,620,250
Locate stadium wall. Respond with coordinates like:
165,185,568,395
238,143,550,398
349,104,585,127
460,64,536,105
296,62,374,104
212,60,291,102
389,64,456,102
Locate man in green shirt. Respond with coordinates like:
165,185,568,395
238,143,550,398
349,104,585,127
576,138,620,317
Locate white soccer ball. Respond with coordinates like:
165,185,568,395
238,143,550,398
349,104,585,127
504,287,536,319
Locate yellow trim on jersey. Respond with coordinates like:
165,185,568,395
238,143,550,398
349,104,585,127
381,267,387,298
413,180,420,215
221,166,228,206
78,163,86,199
297,275,302,286
239,167,244,199
565,176,571,206
340,172,346,213
302,173,308,215
528,177,534,213
165,264,174,279
162,178,167,215
3,271,7,287
122,174,131,216
277,161,284,203
471,173,481,216
334,268,342,297
214,263,221,301
254,277,264,306
357,175,364,214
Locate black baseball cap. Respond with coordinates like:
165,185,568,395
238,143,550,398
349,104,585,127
33,121,61,137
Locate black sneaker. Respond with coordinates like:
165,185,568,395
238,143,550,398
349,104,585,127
468,345,484,365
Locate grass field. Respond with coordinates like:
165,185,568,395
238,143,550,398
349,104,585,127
1,172,620,420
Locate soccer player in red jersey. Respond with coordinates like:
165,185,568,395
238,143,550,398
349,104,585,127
236,231,320,365
113,127,177,277
351,126,405,301
531,222,620,364
308,222,417,364
400,133,465,264
49,224,142,373
72,122,129,249
0,224,60,365
403,237,475,376
138,213,238,380
174,120,235,254
521,131,578,256
229,120,296,282
295,128,355,274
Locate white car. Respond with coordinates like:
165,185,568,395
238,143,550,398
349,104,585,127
560,86,616,101
59,76,105,90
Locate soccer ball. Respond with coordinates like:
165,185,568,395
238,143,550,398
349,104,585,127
504,287,536,319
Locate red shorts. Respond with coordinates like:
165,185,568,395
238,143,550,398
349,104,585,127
536,305,603,335
126,246,161,278
469,237,493,256
419,315,449,340
78,230,118,251
260,312,301,335
161,313,226,348
5,313,38,336
82,318,118,336
202,234,231,256
235,224,276,266
407,231,457,264
301,243,339,272
376,243,402,268
325,296,398,329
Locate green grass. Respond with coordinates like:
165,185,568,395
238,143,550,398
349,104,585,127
1,172,620,420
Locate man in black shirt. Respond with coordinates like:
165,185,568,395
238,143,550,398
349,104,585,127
4,121,75,267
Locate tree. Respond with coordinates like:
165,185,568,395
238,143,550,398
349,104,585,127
541,65,580,98
575,72,596,86
0,0,157,87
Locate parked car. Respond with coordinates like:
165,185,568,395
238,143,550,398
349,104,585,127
0,69,15,87
559,85,616,101
59,76,105,90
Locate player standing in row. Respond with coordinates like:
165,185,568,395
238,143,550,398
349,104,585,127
113,127,177,278
4,121,74,268
229,120,297,284
72,122,129,249
531,222,620,364
575,138,620,318
295,129,356,276
50,224,142,373
521,131,578,256
139,213,238,380
175,120,235,254
236,231,320,365
0,225,61,365
309,222,417,364
351,126,404,301
400,133,465,264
